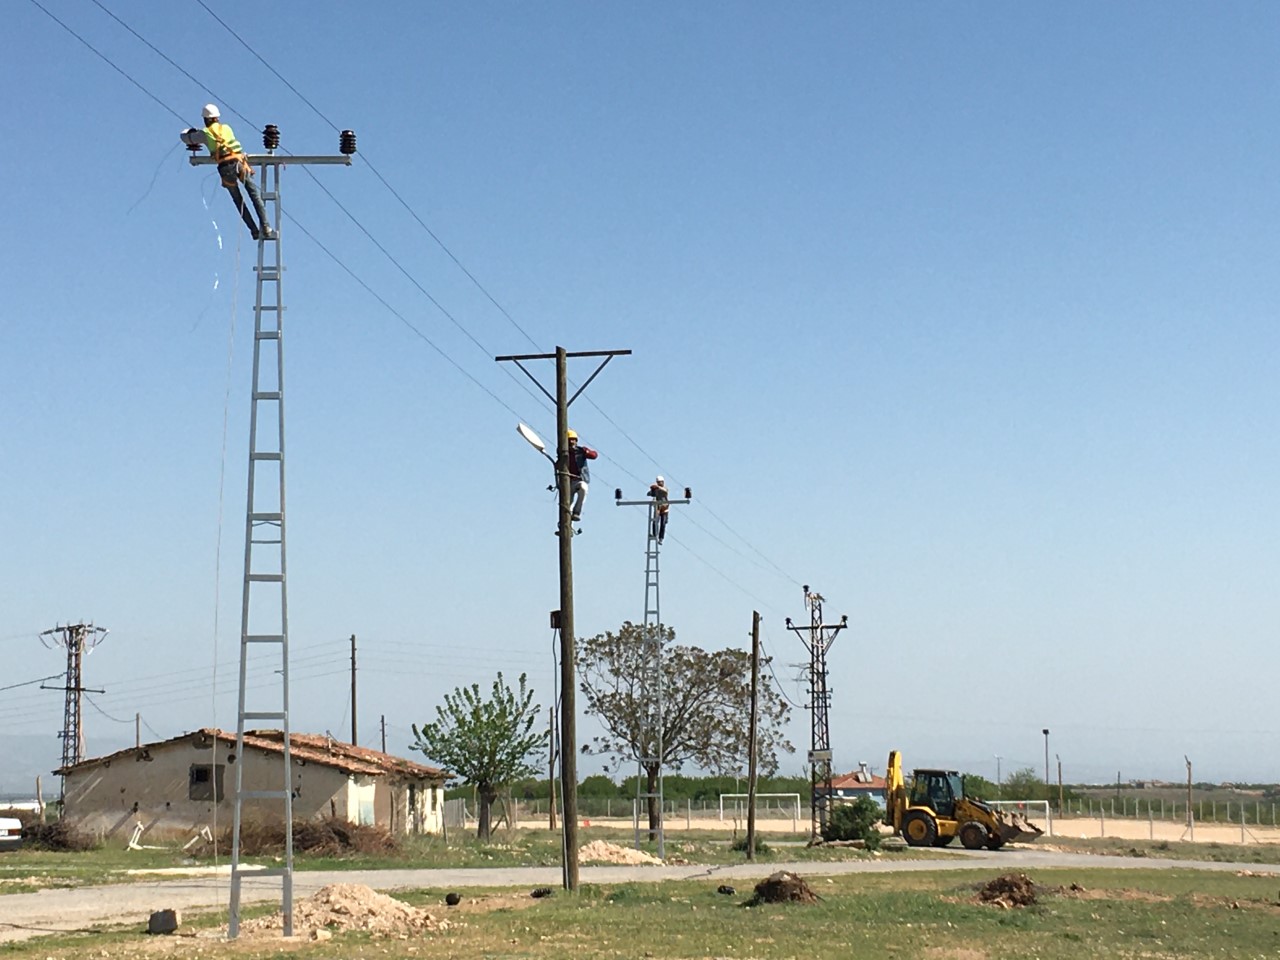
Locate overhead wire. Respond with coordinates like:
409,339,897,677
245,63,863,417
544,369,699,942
186,0,804,590
36,0,806,651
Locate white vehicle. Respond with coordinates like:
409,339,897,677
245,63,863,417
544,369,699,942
0,817,22,851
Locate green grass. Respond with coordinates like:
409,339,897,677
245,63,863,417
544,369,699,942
4,868,1279,959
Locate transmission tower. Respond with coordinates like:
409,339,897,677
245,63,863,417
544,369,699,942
785,586,847,840
614,481,692,857
189,123,353,938
40,623,107,798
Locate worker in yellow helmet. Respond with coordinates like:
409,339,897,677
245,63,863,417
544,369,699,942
194,104,274,242
565,429,598,523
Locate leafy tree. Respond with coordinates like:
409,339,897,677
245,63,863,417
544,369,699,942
579,774,621,798
963,773,1000,801
577,621,793,837
822,797,883,848
411,672,546,840
1001,767,1051,802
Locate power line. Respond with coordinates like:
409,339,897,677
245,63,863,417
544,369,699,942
0,673,62,694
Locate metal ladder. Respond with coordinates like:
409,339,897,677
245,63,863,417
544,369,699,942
228,159,294,938
634,504,666,857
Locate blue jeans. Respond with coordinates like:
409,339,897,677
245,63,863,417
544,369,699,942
219,161,269,237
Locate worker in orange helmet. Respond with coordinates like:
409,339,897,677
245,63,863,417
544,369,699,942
565,429,598,523
189,104,275,242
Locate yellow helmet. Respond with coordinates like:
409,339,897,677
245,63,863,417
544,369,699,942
566,429,578,440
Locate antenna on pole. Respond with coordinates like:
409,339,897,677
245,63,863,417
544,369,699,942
614,478,692,858
188,123,354,939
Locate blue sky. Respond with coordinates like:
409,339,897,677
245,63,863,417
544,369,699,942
1,1,1276,787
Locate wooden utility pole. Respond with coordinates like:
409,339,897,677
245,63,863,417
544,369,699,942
495,344,630,893
1056,755,1063,813
380,714,386,754
548,706,558,830
135,713,140,749
746,611,761,861
350,634,358,746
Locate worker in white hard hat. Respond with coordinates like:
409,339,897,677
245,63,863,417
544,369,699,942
190,104,274,241
647,475,670,543
565,429,598,523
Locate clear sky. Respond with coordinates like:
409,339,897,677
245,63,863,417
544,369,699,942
1,1,1276,787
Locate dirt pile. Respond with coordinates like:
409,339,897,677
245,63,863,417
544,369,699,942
749,871,820,905
579,839,663,865
241,883,448,938
977,873,1038,908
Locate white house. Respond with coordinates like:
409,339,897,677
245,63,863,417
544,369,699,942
58,728,448,841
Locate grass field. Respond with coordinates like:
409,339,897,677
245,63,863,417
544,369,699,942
3,867,1278,959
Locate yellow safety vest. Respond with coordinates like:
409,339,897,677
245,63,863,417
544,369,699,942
203,122,244,163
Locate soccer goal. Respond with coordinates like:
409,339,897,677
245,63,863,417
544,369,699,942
988,799,1053,837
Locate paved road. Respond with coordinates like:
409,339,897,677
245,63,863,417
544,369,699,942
2,849,1277,944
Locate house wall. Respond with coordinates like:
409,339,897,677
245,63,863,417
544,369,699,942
64,740,345,840
62,739,448,840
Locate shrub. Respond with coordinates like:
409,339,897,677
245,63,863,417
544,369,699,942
730,835,770,854
822,797,882,848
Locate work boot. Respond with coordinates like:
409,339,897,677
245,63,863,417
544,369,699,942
260,226,277,241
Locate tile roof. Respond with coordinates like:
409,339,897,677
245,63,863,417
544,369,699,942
57,728,447,780
830,770,888,790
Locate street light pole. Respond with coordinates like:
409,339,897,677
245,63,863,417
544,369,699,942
1042,728,1050,785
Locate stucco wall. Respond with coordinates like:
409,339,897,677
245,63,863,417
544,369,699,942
64,739,350,839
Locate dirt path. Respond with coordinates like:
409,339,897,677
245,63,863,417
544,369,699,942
3,850,1279,944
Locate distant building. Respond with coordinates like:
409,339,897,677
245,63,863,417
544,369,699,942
57,728,447,840
827,761,888,808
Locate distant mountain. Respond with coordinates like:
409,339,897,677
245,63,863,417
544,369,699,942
0,734,132,800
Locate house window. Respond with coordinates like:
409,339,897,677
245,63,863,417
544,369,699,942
189,764,226,801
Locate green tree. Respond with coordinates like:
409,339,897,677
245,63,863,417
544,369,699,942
822,797,883,848
1001,767,1051,802
963,773,1000,801
577,621,793,837
411,672,546,840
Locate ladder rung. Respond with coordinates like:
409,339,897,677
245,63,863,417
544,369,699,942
255,270,280,280
248,573,284,582
253,391,281,401
242,711,286,721
250,538,283,545
244,634,285,644
239,790,290,800
250,512,283,522
251,452,282,461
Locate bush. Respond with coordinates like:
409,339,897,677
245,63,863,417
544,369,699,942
195,818,398,858
23,821,97,852
822,797,882,848
730,834,770,854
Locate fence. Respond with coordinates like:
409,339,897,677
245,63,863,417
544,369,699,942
1058,797,1279,827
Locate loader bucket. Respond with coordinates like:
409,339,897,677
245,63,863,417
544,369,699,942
996,810,1044,844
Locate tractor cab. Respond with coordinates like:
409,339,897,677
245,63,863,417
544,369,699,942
909,769,963,818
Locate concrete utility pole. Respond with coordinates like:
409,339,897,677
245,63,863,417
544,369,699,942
995,755,1003,795
187,123,354,940
785,587,847,840
746,611,761,861
40,623,107,798
496,346,631,892
1056,755,1063,813
350,634,358,746
614,480,692,856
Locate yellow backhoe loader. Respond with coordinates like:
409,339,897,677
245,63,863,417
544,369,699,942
883,750,1043,849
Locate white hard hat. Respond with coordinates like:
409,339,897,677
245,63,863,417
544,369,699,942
202,103,221,120
656,476,665,484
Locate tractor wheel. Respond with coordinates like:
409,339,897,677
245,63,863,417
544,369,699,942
985,836,1007,851
959,821,987,850
902,810,938,847
933,833,954,847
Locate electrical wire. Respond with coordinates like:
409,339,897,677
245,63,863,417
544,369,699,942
0,673,61,693
40,0,807,635
83,694,134,724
